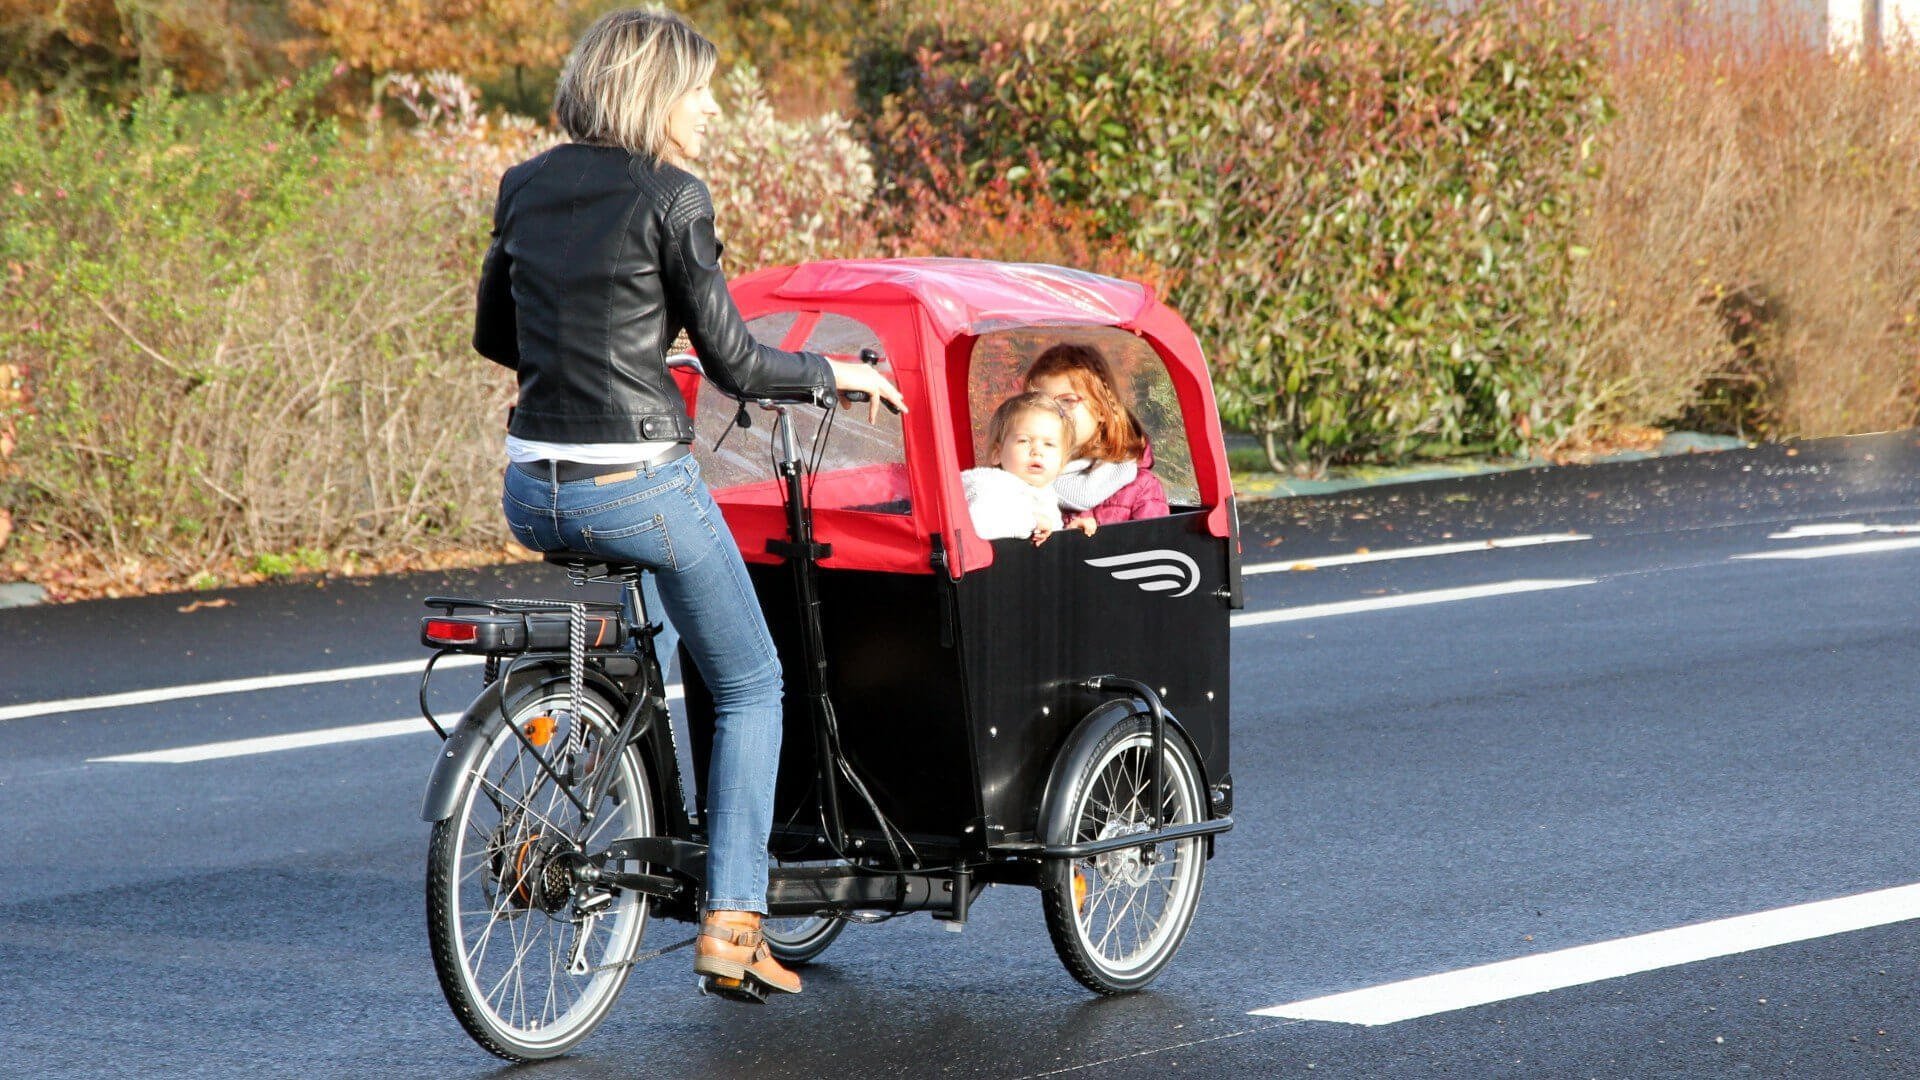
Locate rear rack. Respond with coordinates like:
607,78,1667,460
421,596,628,655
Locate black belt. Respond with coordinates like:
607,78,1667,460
512,444,690,483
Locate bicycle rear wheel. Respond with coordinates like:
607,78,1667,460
426,686,653,1061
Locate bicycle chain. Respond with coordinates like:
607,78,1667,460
585,934,696,973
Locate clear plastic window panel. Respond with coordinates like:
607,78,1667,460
692,312,911,515
966,327,1199,509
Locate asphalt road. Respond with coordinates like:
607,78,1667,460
3,430,1919,1078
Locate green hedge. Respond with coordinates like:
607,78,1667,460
858,0,1610,472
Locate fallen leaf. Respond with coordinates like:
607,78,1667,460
1289,562,1316,572
176,598,233,613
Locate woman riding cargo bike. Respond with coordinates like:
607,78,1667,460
415,6,1238,1063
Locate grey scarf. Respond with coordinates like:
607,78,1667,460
1053,458,1138,512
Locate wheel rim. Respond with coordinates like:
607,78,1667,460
1067,731,1204,981
444,692,650,1052
762,914,838,950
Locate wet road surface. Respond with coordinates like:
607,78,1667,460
4,430,1920,1077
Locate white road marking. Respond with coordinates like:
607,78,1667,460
1230,579,1594,627
91,718,430,763
1770,523,1920,539
1252,880,1920,1026
1243,534,1589,575
1733,537,1920,561
0,655,485,723
21,564,1598,736
89,684,686,763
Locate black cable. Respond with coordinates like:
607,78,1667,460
782,401,963,879
806,400,834,509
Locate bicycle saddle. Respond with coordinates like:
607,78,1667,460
544,552,646,584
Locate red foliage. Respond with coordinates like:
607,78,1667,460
876,157,1178,294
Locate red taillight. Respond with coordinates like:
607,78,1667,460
424,618,480,644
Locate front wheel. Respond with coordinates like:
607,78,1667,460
425,686,654,1061
1041,715,1208,993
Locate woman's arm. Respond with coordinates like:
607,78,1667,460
472,179,519,369
660,178,833,404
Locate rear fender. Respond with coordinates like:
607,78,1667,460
419,664,630,823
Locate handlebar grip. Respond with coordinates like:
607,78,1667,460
840,390,902,415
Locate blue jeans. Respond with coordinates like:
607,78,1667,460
503,453,781,914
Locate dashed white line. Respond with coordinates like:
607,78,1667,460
1230,579,1595,627
1733,537,1920,561
0,655,485,723
89,683,685,764
1252,880,1920,1026
1769,523,1920,539
91,718,430,764
1243,533,1590,575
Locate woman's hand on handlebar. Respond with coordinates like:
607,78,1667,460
829,360,907,423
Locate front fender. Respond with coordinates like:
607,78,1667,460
418,664,627,823
1034,697,1209,849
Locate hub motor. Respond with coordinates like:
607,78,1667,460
1093,820,1157,888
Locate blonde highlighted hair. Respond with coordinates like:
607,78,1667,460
554,8,716,160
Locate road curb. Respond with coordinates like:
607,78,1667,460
0,583,47,609
1232,431,1749,500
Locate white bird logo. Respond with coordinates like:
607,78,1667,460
1085,550,1201,598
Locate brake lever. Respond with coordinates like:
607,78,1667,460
842,347,902,415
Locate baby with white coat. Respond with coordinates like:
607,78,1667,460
962,391,1098,545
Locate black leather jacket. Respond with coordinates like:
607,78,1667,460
473,143,834,444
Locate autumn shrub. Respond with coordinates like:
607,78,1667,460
0,0,291,101
0,63,883,590
0,73,512,580
876,165,1175,290
858,0,1609,473
1571,17,1920,440
700,65,880,269
682,0,880,115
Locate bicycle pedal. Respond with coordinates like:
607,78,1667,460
698,975,768,1004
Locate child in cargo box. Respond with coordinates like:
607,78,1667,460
962,392,1099,545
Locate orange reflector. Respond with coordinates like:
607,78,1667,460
524,715,556,747
424,618,479,644
1072,868,1088,913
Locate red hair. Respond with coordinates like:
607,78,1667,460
1023,343,1145,463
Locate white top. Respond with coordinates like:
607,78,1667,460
962,467,1065,540
505,435,679,465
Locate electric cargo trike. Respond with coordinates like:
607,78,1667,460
416,259,1243,1061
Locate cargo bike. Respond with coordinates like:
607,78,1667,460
415,259,1244,1060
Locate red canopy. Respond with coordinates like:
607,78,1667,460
710,259,1234,577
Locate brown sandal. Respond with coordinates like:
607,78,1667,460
694,911,802,1000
